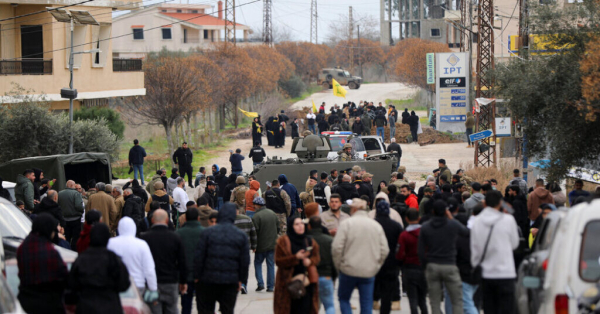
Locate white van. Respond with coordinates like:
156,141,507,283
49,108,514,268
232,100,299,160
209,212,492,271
524,199,600,314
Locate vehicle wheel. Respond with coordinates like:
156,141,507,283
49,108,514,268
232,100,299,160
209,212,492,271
356,84,361,89
348,82,357,89
322,82,331,89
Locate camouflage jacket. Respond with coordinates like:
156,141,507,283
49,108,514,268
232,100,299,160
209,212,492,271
230,185,248,213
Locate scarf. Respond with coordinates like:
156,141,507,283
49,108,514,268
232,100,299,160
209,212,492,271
287,217,307,254
77,223,93,253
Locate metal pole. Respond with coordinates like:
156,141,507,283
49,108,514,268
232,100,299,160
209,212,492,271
358,25,362,78
68,17,74,155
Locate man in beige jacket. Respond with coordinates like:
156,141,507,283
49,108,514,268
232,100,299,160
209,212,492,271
332,198,389,314
85,182,118,231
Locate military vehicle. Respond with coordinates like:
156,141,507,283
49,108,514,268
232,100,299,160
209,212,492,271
318,67,362,90
251,134,397,191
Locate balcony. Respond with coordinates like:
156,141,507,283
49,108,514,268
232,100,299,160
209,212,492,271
113,59,143,72
0,59,52,75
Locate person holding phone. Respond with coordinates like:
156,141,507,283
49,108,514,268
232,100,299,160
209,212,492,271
230,148,245,176
274,216,321,314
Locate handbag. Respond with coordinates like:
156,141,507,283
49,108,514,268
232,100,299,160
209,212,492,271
286,238,311,299
472,220,498,283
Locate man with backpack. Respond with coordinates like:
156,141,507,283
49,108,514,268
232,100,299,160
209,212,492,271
264,179,291,236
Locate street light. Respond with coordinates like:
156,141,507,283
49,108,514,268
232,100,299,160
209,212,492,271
494,16,504,60
47,8,99,154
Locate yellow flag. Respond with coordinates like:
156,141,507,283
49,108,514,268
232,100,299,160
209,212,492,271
332,79,347,98
312,99,318,113
239,108,258,118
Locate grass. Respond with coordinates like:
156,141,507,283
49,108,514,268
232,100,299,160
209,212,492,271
113,137,233,182
288,84,323,103
385,98,428,111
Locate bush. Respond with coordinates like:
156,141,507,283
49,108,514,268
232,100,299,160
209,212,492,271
73,106,125,139
278,75,306,98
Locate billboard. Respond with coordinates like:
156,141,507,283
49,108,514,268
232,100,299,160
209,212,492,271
436,52,469,132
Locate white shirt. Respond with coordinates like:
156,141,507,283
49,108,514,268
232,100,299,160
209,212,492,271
108,217,157,290
173,186,189,213
306,113,316,120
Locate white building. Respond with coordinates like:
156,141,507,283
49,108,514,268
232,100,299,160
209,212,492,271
112,2,254,58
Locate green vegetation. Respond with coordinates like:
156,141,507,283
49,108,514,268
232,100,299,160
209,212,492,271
385,98,428,111
74,107,125,139
288,84,323,103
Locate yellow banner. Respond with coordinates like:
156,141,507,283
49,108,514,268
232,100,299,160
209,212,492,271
239,108,259,118
312,99,318,113
332,79,347,98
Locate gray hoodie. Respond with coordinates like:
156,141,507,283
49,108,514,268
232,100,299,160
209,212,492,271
463,193,485,216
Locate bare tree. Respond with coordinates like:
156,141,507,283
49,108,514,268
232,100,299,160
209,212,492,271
324,12,380,46
250,22,296,43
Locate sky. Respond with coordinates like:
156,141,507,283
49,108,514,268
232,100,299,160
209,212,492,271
116,0,384,43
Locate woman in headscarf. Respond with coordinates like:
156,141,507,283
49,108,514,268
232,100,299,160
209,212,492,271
17,213,69,314
252,117,263,145
291,118,300,139
401,108,410,124
409,111,419,142
274,217,321,314
68,223,130,314
275,121,286,148
377,180,388,195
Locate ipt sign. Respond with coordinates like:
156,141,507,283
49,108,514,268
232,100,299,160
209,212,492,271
442,53,463,75
436,52,469,132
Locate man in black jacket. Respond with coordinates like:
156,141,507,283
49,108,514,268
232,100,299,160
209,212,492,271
197,181,216,209
194,203,250,314
318,118,329,134
249,142,266,168
386,138,402,170
173,142,194,188
333,175,360,204
129,139,147,185
33,190,65,227
122,189,144,229
374,201,403,314
140,209,187,314
351,117,365,135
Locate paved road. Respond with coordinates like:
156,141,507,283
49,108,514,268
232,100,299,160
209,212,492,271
291,82,419,112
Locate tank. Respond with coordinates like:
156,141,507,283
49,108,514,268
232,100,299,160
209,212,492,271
251,134,398,190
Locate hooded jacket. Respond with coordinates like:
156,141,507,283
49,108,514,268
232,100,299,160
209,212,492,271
405,193,418,209
334,181,360,203
527,187,554,214
463,192,485,216
470,207,520,279
278,174,301,213
15,174,35,210
172,147,193,168
332,210,389,278
252,206,280,253
397,224,422,266
368,192,404,226
375,204,403,272
108,217,157,290
465,112,475,129
146,174,162,195
223,174,238,204
194,203,250,284
129,145,147,165
123,179,148,206
167,173,178,196
245,180,260,213
34,197,66,227
418,216,469,265
374,112,387,127
122,194,144,227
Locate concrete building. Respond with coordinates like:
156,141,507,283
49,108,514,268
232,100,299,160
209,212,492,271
112,2,254,58
0,0,145,110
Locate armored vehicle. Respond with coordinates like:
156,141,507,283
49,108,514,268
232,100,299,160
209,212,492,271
318,67,362,90
251,134,397,191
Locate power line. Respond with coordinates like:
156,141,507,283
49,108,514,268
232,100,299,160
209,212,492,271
0,0,96,22
13,0,260,59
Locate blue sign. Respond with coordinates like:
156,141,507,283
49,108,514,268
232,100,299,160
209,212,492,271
451,96,466,100
451,102,466,107
451,89,466,94
469,129,494,142
440,115,466,122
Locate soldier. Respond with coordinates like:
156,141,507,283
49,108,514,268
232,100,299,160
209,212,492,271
264,180,291,236
339,143,353,161
313,172,331,212
230,176,248,214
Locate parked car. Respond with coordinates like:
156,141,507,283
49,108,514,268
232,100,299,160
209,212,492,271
523,199,600,314
0,273,25,314
2,181,16,204
322,132,386,161
4,257,151,314
516,209,566,314
0,197,31,267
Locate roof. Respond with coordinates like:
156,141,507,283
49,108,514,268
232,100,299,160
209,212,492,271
160,12,246,27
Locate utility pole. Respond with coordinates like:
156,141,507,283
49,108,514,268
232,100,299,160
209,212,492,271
474,0,496,167
518,0,529,180
310,0,318,44
263,0,272,45
388,0,393,45
358,25,362,78
224,0,236,45
349,6,353,71
460,0,466,52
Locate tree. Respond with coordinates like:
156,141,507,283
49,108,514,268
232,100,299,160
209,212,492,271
244,46,295,96
74,106,125,139
276,42,333,83
334,39,384,69
392,39,450,91
494,0,600,180
121,56,201,165
324,12,380,45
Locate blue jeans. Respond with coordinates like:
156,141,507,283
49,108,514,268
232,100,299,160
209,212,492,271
216,197,223,210
377,127,385,142
254,250,275,289
390,127,396,140
308,124,316,134
180,280,196,314
319,277,335,314
232,170,242,176
253,162,261,168
466,128,473,145
444,282,479,314
246,210,255,218
338,272,375,314
133,164,144,185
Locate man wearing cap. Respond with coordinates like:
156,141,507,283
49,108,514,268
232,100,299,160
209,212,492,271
173,142,194,188
197,181,216,209
251,197,279,292
129,139,147,185
249,142,266,168
230,148,245,175
339,143,353,161
357,173,375,206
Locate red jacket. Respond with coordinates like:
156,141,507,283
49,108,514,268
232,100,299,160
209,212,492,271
406,194,418,209
396,226,421,266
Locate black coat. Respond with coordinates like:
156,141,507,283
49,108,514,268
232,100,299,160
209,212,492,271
409,115,419,131
401,110,410,124
318,120,329,133
386,142,402,159
123,180,149,206
122,194,144,227
194,204,250,284
291,122,300,138
249,146,266,163
357,181,374,206
128,145,147,166
351,121,364,134
506,195,529,240
68,247,130,314
173,147,194,168
33,197,65,227
140,225,187,284
333,182,359,203
197,190,215,208
454,213,476,284
375,214,403,272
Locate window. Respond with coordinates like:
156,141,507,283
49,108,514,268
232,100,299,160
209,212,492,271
161,28,172,39
204,29,209,39
580,220,600,282
337,71,344,77
176,9,182,12
362,138,382,152
133,28,144,40
92,24,111,67
192,10,198,13
161,9,167,12
431,28,441,37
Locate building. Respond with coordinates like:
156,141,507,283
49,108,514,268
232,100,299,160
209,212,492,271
0,0,146,110
112,2,254,59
